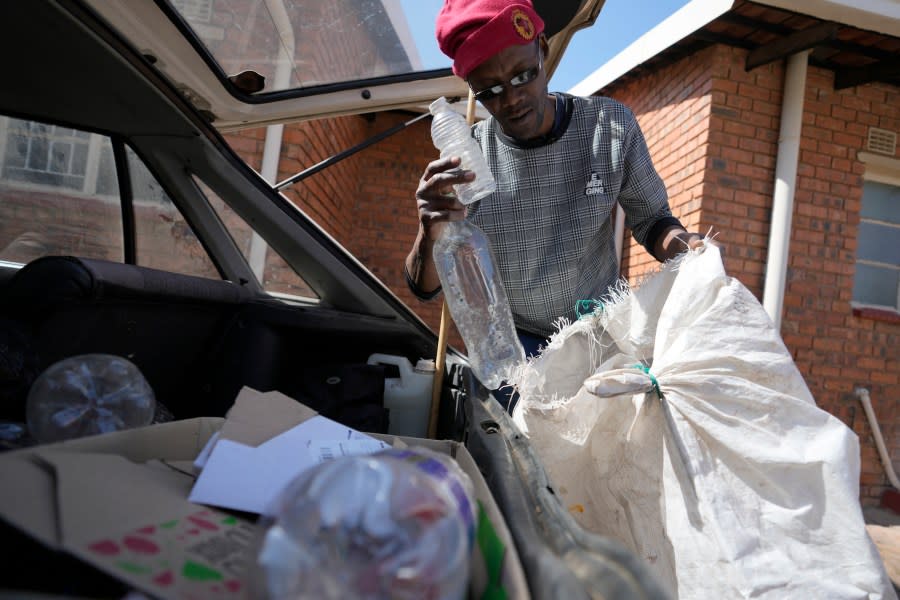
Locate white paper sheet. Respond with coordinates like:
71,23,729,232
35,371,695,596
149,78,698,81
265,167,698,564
188,416,389,515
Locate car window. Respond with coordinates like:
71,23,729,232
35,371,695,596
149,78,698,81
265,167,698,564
168,0,449,94
0,114,221,283
128,147,220,279
194,176,319,300
0,115,124,263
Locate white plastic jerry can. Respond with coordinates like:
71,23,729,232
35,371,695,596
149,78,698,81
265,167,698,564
367,354,435,438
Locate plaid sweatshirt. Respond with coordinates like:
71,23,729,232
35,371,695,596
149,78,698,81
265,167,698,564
467,93,678,337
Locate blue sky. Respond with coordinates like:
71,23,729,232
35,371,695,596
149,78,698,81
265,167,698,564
400,0,691,92
550,0,692,91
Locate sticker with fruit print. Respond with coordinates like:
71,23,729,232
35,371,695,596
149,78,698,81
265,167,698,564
83,509,255,599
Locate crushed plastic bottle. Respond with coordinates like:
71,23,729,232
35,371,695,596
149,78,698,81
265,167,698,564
25,354,156,444
253,446,476,600
429,97,525,389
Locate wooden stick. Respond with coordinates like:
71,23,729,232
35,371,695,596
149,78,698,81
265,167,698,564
428,89,477,439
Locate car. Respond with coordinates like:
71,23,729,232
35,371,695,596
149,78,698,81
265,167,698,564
0,1,668,598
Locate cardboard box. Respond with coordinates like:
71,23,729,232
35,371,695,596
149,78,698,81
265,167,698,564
0,387,528,599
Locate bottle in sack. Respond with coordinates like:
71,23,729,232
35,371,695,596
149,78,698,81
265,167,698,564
428,97,525,389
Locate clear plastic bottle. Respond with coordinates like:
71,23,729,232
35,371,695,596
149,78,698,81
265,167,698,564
252,446,476,600
25,354,156,443
433,221,525,389
429,96,495,205
428,97,525,390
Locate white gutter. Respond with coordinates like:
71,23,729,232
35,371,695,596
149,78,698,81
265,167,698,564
857,387,900,491
251,0,297,281
762,50,809,330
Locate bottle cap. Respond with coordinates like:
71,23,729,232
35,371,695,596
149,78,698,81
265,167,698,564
415,358,436,373
429,96,448,115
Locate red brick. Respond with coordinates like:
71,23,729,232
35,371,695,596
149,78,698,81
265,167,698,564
831,105,857,122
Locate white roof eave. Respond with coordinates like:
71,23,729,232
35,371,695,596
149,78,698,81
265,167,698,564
569,0,900,96
568,0,734,96
756,0,900,38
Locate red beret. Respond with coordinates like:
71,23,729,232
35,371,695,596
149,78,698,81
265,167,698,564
436,0,545,79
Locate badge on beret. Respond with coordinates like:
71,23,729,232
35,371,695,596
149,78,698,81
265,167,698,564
511,8,536,41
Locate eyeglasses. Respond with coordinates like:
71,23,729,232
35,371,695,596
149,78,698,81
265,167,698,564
469,50,543,103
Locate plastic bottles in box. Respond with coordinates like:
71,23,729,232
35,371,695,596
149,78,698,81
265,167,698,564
25,354,155,443
429,97,525,390
253,446,476,600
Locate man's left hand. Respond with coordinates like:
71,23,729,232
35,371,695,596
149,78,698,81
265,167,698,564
656,227,716,262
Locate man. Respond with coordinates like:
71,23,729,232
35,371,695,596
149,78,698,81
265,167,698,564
404,0,704,361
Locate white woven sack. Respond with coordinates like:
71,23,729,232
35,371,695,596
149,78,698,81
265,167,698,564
511,243,895,599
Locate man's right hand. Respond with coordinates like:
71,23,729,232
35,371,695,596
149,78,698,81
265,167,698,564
415,155,473,241
405,155,477,297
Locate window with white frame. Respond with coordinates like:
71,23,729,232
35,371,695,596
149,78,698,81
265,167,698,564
3,120,94,190
853,152,900,313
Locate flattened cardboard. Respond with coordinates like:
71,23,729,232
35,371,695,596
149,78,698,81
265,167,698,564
0,417,238,599
0,417,223,550
45,452,251,597
216,387,316,447
74,506,254,597
0,453,58,546
47,452,194,544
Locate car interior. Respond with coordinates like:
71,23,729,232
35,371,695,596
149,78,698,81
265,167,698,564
0,0,455,430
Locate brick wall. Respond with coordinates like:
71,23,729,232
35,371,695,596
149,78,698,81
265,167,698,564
226,118,372,245
348,112,466,352
0,187,227,279
604,45,716,283
604,43,900,505
0,189,122,262
790,66,900,504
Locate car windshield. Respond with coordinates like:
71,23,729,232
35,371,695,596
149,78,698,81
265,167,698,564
167,0,451,95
